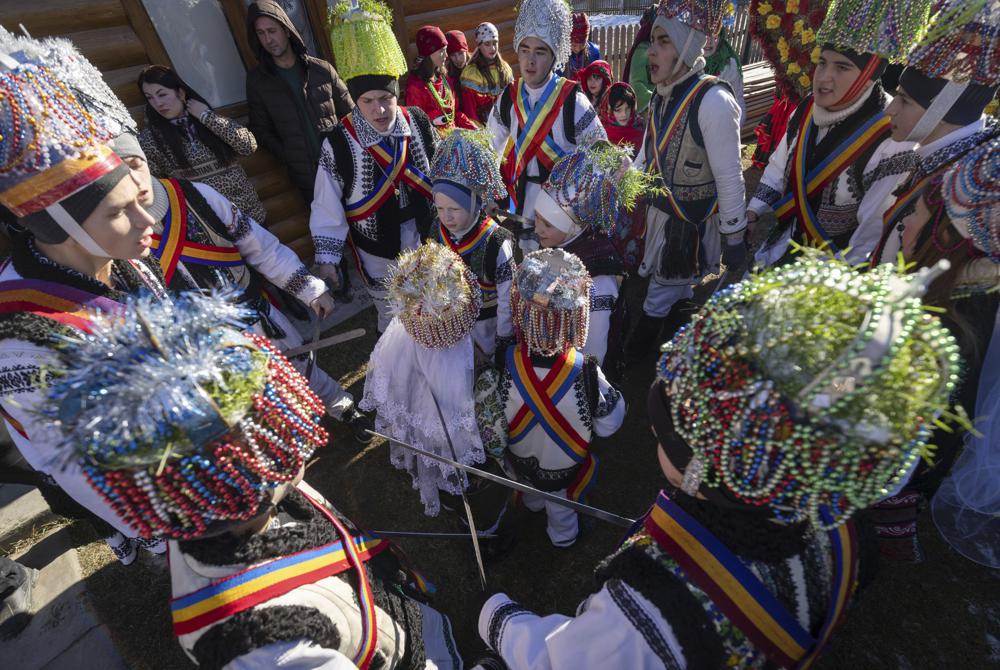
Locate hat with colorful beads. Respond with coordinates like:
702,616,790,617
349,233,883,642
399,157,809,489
511,248,592,356
429,128,508,204
44,289,328,539
652,250,961,529
816,0,932,64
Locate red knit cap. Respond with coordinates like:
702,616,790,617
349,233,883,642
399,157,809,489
571,12,590,43
416,26,448,58
445,30,469,54
579,59,612,86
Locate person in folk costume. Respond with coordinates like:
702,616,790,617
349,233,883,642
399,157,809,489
599,82,647,156
870,0,1000,269
577,59,613,109
560,12,602,82
749,0,931,268
499,250,626,548
311,0,438,334
43,292,463,669
703,2,745,126
533,140,657,377
0,30,169,563
405,26,477,135
429,129,516,363
114,137,373,442
486,0,607,253
623,4,660,116
627,0,749,356
929,139,1000,569
478,250,963,669
459,22,515,127
361,243,487,518
445,30,470,99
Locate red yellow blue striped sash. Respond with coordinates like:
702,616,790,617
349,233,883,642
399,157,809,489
507,345,589,463
644,493,858,669
439,218,499,304
774,101,891,252
0,404,27,440
171,491,388,668
0,278,123,334
868,173,934,268
342,110,433,222
502,78,576,205
150,179,243,283
646,76,720,224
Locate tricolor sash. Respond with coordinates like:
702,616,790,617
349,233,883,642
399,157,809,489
150,179,244,283
644,493,859,669
773,101,891,252
342,110,433,222
170,491,389,668
646,75,720,224
868,173,934,268
439,217,499,305
0,278,123,333
502,77,576,206
507,345,597,501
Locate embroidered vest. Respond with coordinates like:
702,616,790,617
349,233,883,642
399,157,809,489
437,217,513,320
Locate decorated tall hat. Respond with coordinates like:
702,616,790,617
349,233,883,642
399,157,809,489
749,0,829,100
429,128,508,210
0,28,130,256
898,0,1000,141
514,0,573,72
44,290,328,539
386,242,482,349
328,0,408,100
653,0,730,68
537,139,656,238
652,250,961,529
815,0,932,91
511,248,592,355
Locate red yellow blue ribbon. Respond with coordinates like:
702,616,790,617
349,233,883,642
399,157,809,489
869,174,935,268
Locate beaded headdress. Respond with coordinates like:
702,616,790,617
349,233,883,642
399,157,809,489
656,0,729,37
541,139,657,237
0,30,123,223
514,0,573,72
907,0,1000,86
943,137,1000,264
511,249,592,356
328,0,408,82
386,242,482,350
429,128,508,203
749,0,828,99
43,290,328,540
815,0,933,63
656,251,961,529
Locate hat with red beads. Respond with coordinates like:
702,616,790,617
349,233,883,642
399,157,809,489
44,289,328,540
416,25,448,58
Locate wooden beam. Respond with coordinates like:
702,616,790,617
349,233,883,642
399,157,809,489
305,0,335,64
118,0,171,67
219,0,256,68
0,0,125,38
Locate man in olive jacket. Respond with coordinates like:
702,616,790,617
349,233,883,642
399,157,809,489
246,1,354,203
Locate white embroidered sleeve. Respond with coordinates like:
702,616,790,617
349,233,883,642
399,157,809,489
749,123,793,216
592,364,625,436
847,139,917,265
580,275,619,366
495,237,515,342
698,86,747,235
309,139,350,267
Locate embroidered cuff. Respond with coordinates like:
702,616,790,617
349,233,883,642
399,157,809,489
284,266,326,304
594,385,622,418
495,258,514,285
479,594,532,653
753,182,783,209
313,236,345,266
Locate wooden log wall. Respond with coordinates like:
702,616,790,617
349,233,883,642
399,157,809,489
400,0,518,69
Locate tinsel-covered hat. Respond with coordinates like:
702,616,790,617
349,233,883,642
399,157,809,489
0,29,129,255
907,0,1000,87
514,0,573,72
538,139,655,238
749,0,829,100
653,251,961,529
429,128,508,204
943,137,1000,265
44,290,328,539
511,248,592,355
387,242,482,350
656,0,729,36
816,0,932,64
328,0,408,98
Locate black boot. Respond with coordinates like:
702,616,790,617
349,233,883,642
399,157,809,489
626,312,667,358
660,298,699,344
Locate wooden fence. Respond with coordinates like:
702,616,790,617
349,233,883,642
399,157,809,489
589,22,641,81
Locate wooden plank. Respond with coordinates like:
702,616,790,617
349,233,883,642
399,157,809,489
119,0,172,67
287,235,314,259
404,0,516,41
402,0,479,15
219,0,256,68
261,190,306,226
0,0,125,38
266,213,310,245
305,0,335,64
103,63,147,109
250,169,295,201
65,25,148,71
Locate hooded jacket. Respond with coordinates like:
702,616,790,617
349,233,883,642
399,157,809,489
245,1,354,202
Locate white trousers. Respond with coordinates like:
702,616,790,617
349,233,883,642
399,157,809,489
523,489,578,547
356,221,420,333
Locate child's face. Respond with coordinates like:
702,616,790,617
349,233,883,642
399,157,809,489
586,73,604,96
613,101,632,125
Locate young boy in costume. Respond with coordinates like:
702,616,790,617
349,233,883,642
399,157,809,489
501,249,626,547
487,0,606,250
629,0,749,356
749,0,930,268
870,0,1000,267
361,242,487,517
534,140,654,375
0,30,168,561
311,0,438,333
44,291,463,668
478,251,962,668
429,129,516,361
